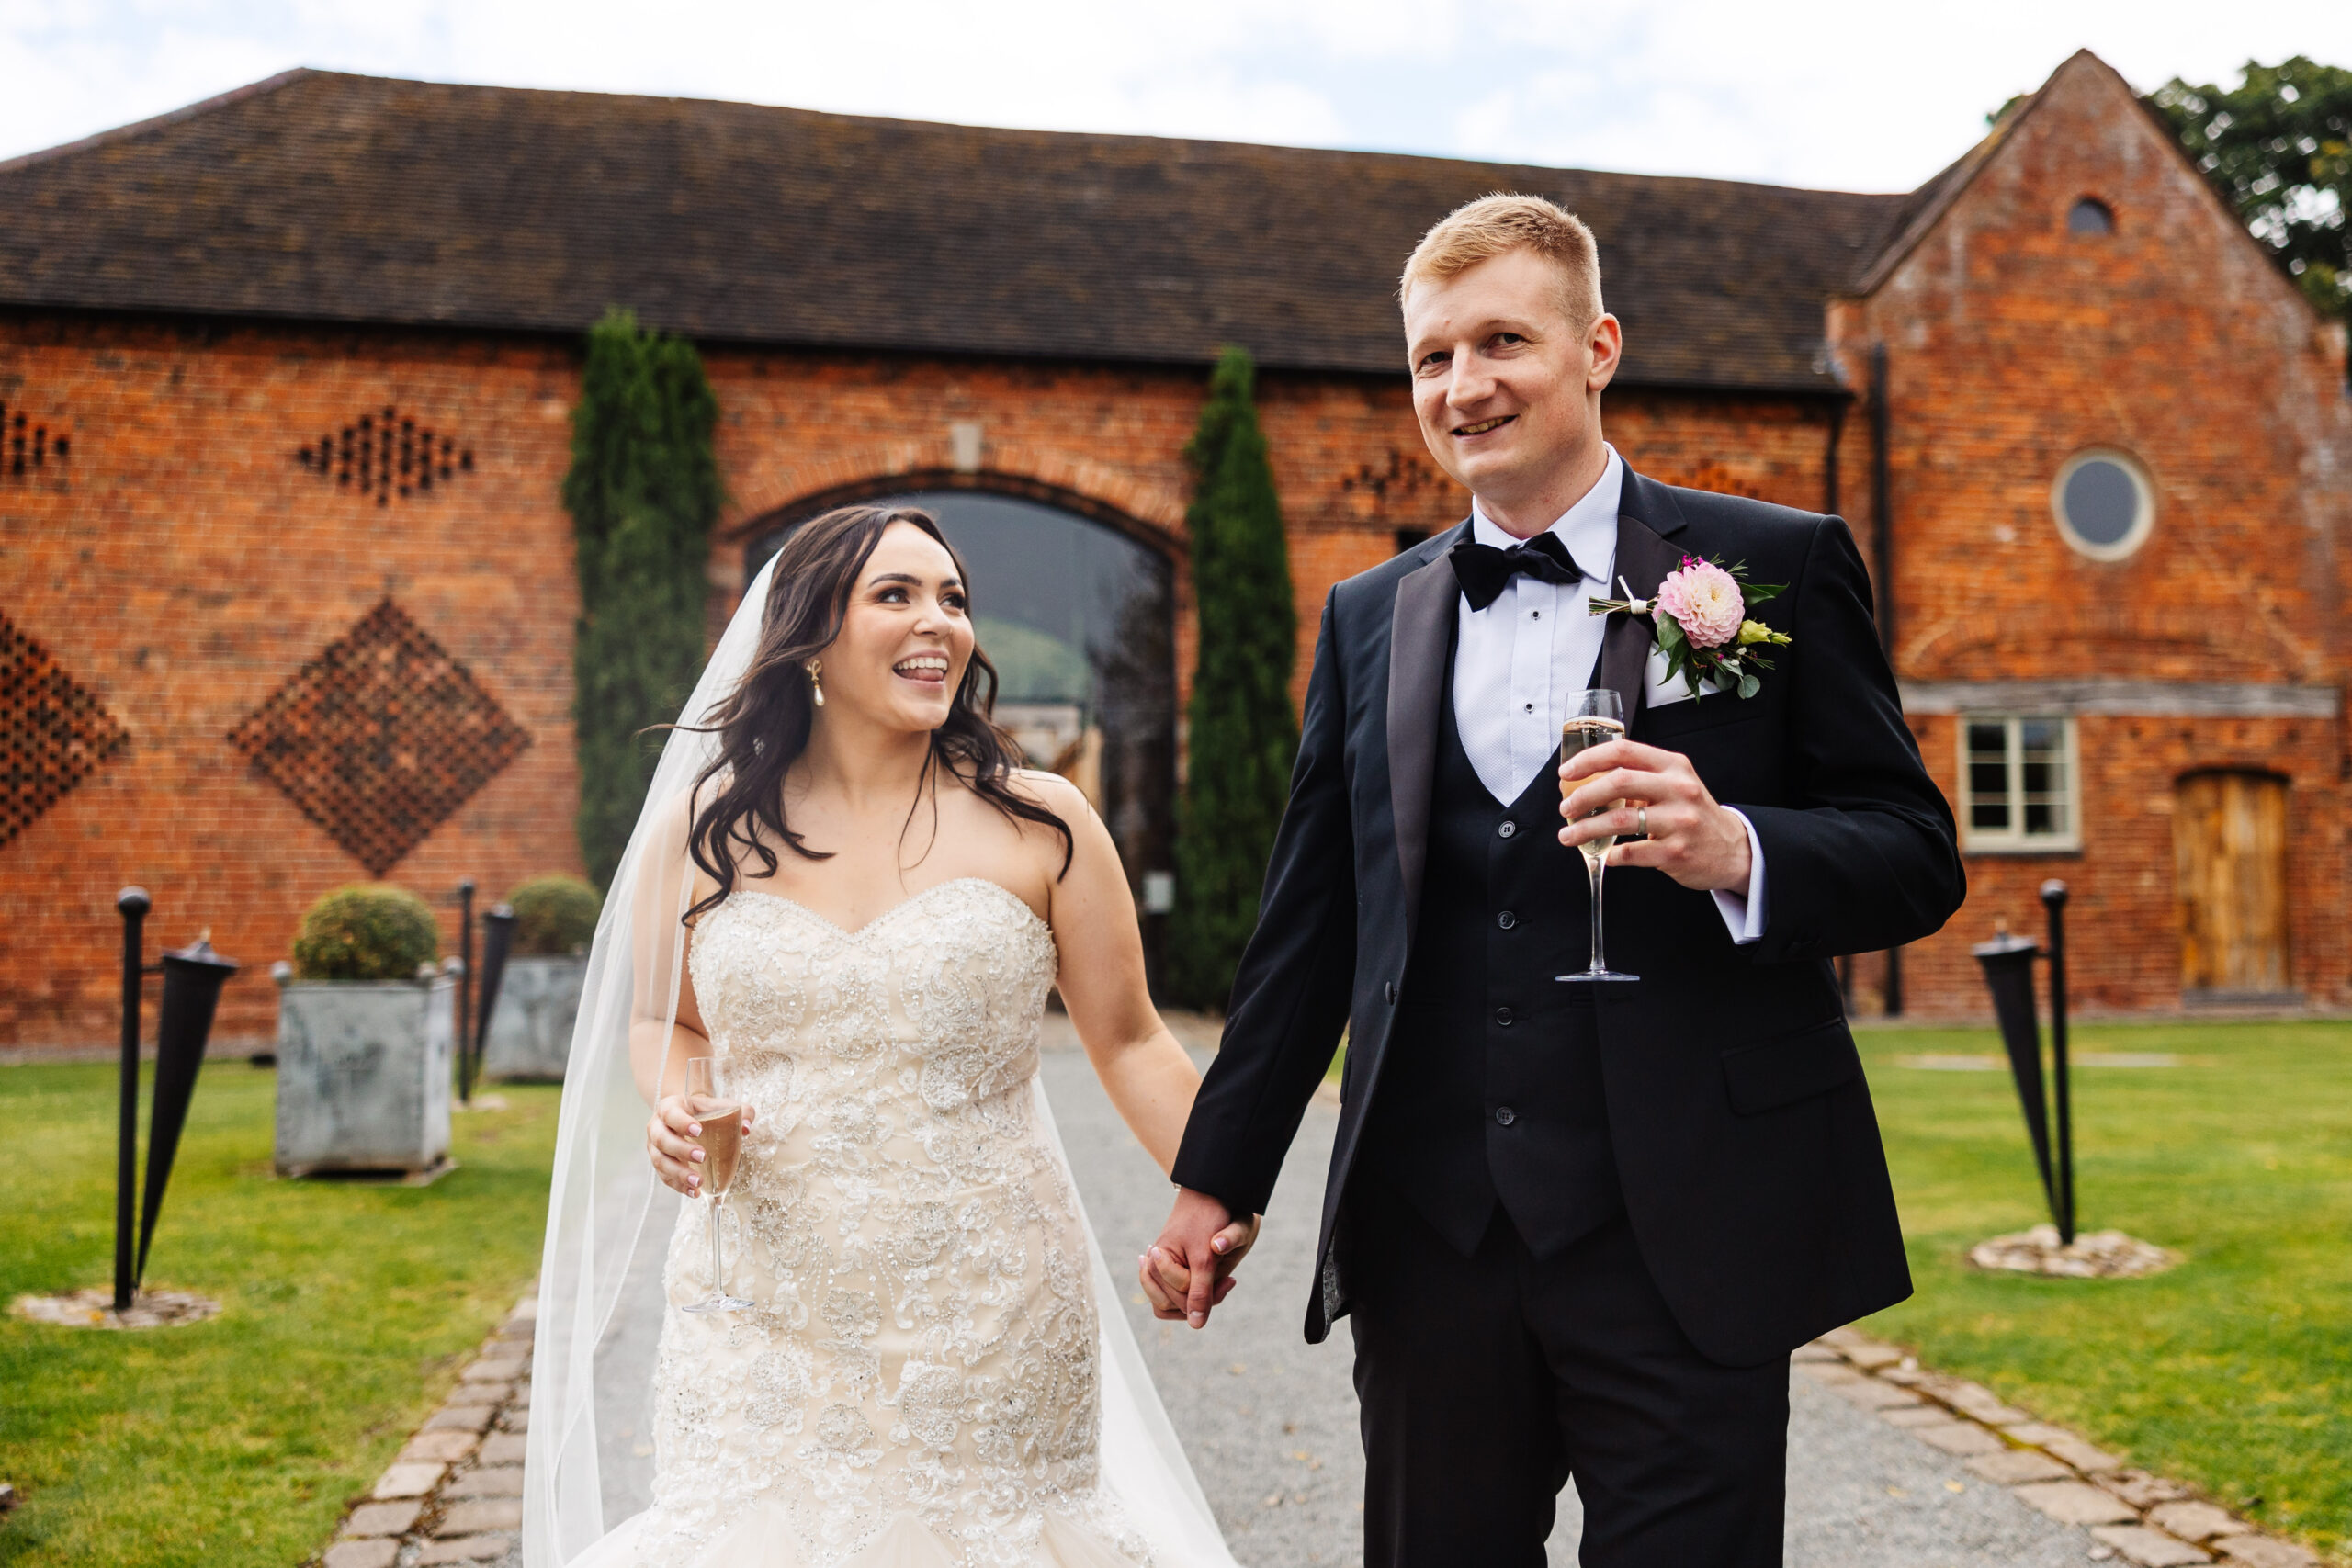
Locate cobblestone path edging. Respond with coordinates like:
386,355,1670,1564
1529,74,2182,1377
1801,1325,2324,1568
317,1295,533,1568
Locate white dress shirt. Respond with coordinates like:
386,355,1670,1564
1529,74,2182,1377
1452,444,1768,944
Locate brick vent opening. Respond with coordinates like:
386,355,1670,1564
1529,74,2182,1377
227,600,530,875
1,400,71,479
2,612,128,847
296,407,473,507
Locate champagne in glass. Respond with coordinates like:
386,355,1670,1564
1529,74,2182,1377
680,1055,753,1314
1560,712,1626,868
1556,689,1640,983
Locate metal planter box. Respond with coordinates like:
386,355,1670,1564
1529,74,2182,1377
274,975,454,1176
481,954,587,1082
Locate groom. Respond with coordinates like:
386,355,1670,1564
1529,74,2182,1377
1145,195,1966,1565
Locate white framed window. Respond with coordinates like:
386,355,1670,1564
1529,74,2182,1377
1961,715,2080,852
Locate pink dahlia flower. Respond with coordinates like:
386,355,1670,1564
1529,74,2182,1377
1654,558,1746,649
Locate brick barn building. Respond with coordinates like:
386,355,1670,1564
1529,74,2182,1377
3,50,2347,1045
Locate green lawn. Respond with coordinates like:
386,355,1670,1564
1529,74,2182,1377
0,1061,560,1567
1859,1020,2352,1562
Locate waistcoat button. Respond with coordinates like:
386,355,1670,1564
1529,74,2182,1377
1497,910,1516,930
1495,1106,1517,1126
1498,820,1518,839
1495,1006,1514,1027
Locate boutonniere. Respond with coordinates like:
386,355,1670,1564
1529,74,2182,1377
1588,556,1792,699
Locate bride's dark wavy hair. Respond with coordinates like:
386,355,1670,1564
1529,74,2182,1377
679,504,1072,925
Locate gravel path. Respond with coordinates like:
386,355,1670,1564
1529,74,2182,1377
1041,1019,2100,1568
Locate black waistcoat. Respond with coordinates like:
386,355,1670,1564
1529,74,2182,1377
1357,659,1624,1259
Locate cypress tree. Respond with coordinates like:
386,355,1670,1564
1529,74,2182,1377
564,309,722,888
1168,345,1299,1009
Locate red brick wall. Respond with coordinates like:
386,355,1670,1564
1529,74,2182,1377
0,315,590,1046
1,307,1844,1045
1826,53,2352,1016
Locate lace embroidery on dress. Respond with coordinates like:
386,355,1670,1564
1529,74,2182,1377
622,878,1154,1568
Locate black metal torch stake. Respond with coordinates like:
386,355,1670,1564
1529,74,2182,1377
2042,879,2075,1246
457,879,477,1107
114,887,150,1314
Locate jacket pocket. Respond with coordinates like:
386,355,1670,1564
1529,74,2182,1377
1719,1018,1862,1115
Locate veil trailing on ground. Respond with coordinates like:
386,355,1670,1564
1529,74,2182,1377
522,555,1236,1568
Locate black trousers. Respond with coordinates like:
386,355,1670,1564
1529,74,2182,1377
1347,1182,1789,1567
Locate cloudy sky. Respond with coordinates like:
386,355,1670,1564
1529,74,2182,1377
5,0,2349,192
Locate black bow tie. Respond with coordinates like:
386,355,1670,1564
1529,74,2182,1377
1448,531,1585,613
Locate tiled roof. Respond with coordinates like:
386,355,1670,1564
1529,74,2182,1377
0,70,1910,391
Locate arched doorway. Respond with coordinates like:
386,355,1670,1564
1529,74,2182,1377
749,490,1179,982
2174,771,2290,998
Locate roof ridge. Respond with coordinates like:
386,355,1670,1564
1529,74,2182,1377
0,66,316,177
9,66,1910,204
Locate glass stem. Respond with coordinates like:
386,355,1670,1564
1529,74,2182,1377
707,1195,724,1296
1587,847,1608,974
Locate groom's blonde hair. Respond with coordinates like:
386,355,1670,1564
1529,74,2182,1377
1399,194,1604,331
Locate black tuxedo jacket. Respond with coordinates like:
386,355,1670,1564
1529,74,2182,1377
1170,468,1966,1365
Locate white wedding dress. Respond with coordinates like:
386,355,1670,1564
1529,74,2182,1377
565,877,1224,1568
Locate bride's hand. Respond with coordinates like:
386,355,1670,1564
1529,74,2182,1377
1138,1190,1257,1327
646,1095,756,1197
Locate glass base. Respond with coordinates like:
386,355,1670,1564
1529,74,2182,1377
681,1294,755,1314
1556,970,1640,982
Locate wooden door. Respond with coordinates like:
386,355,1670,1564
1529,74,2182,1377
2175,772,2290,993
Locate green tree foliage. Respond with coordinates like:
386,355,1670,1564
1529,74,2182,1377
506,874,604,955
564,309,722,887
1167,345,1298,1009
291,885,440,980
2148,58,2352,325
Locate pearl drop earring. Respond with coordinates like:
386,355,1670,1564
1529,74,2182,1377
808,660,825,707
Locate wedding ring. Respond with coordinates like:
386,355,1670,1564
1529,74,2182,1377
1637,806,1649,839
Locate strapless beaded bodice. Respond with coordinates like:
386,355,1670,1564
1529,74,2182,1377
622,878,1156,1568
689,878,1061,1131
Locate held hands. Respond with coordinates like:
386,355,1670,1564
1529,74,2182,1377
1559,738,1752,893
646,1094,757,1198
1138,1187,1261,1329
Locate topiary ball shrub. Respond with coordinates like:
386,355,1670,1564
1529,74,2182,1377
291,885,441,981
508,874,604,956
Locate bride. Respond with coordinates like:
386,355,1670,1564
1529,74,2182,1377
523,505,1254,1568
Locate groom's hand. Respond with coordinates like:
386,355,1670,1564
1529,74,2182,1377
1140,1187,1257,1329
1560,738,1752,892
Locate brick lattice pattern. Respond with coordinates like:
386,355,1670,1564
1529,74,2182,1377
0,396,70,480
2,612,126,847
296,405,473,507
227,600,529,875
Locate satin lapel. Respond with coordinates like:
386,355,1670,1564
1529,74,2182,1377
1590,477,1691,723
1386,539,1461,944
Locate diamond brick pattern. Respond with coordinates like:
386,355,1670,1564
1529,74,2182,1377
227,600,529,874
2,612,127,847
296,405,473,508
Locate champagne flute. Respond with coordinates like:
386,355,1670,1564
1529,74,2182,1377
679,1055,753,1314
1557,689,1640,983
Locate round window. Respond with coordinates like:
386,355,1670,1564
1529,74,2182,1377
2052,449,2154,560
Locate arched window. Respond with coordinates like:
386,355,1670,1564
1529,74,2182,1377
2067,197,2115,236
